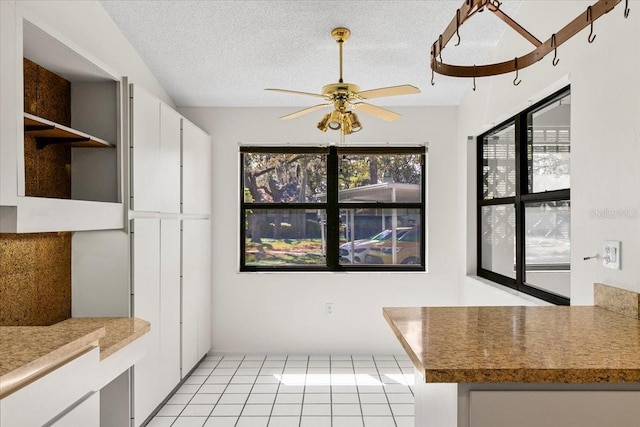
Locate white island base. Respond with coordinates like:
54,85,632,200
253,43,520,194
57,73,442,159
414,375,640,427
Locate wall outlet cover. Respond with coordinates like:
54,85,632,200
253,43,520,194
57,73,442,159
602,240,621,270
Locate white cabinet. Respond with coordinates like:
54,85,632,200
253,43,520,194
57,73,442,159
160,104,182,213
160,219,181,395
51,392,100,427
130,86,182,214
182,119,211,215
182,219,212,375
128,88,211,417
130,85,160,212
131,218,161,426
131,218,184,425
0,10,124,233
0,347,100,427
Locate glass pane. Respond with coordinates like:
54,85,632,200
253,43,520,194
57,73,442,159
338,208,422,265
525,201,570,298
244,209,326,266
243,153,326,203
527,93,571,192
480,204,516,278
483,123,516,199
338,153,422,203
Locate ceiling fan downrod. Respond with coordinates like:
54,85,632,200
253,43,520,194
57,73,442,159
331,27,350,83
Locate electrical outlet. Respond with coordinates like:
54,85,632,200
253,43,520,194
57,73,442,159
603,240,621,270
325,303,334,315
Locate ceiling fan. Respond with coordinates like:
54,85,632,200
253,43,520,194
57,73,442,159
266,27,421,135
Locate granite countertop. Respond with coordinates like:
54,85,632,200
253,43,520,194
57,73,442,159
383,306,640,384
0,317,150,398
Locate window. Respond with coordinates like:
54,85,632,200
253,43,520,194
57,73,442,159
240,146,426,271
477,87,571,305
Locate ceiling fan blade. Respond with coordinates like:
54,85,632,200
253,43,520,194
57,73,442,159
356,84,421,100
266,88,326,99
352,103,401,122
280,104,330,120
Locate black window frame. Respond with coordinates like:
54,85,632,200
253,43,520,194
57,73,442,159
240,145,426,272
477,86,571,305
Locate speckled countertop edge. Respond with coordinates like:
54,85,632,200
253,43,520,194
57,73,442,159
383,306,640,384
57,318,150,360
0,317,150,398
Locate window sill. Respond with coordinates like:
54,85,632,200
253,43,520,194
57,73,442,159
463,275,553,306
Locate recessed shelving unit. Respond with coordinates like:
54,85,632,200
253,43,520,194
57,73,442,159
0,18,125,233
24,113,115,150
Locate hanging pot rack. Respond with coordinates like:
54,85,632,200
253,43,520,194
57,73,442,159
430,0,631,85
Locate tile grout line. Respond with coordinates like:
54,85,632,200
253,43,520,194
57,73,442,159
169,355,224,426
232,355,266,427
331,356,337,427
265,355,287,425
300,355,310,427
375,356,398,427
353,355,365,426
206,355,245,424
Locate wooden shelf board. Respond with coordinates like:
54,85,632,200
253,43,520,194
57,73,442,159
24,113,115,148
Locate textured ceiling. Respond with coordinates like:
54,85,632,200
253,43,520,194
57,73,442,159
100,0,523,107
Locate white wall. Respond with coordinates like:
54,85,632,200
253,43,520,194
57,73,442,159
179,106,459,354
456,1,640,305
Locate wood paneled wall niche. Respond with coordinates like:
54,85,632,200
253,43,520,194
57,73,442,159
23,58,71,199
0,232,71,326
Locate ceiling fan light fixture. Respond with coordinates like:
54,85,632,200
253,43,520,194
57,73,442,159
317,113,331,132
348,112,362,133
327,110,342,130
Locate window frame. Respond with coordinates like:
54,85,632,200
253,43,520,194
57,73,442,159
477,86,571,305
240,145,426,272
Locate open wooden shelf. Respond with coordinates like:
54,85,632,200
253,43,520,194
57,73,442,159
24,113,115,149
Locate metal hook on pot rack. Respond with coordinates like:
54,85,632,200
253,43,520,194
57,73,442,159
430,0,630,85
513,58,521,86
624,0,630,18
473,65,477,91
587,6,597,43
455,9,462,46
551,34,559,66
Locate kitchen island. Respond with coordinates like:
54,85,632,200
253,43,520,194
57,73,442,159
383,285,640,427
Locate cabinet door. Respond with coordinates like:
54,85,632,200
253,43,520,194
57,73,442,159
182,119,211,215
182,220,211,374
159,104,181,213
196,220,212,357
131,218,161,425
51,393,99,427
160,219,181,395
130,85,160,212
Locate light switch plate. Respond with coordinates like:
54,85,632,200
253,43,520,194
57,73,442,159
603,240,621,270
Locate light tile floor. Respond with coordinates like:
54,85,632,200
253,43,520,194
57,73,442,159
147,355,415,427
